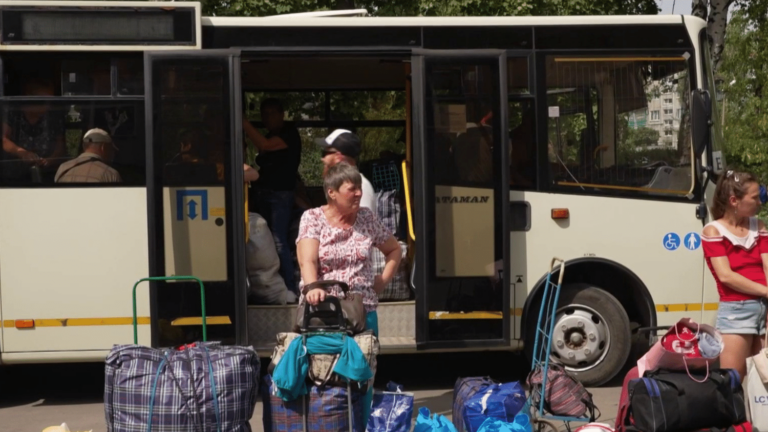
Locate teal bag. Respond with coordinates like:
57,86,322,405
477,413,533,432
414,407,459,432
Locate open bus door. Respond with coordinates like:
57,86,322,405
144,50,247,348
411,50,511,349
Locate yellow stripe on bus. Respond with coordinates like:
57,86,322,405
429,311,503,320
656,303,719,312
2,317,151,328
171,316,232,326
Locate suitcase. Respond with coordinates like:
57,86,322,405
104,276,260,432
261,374,365,432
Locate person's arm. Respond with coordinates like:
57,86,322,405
2,123,38,162
242,119,288,152
374,236,401,295
41,133,66,168
704,225,768,297
760,221,768,285
296,211,326,305
243,164,259,182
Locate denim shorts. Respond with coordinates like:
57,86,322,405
716,299,767,335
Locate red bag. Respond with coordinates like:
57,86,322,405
615,366,639,432
661,322,702,358
637,317,722,382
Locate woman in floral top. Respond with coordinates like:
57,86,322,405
296,162,401,336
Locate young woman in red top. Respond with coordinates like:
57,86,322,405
702,170,768,380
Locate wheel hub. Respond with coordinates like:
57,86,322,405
552,307,610,369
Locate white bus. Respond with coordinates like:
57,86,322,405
0,1,723,386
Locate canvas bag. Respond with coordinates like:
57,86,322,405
750,329,768,384
744,357,768,431
637,317,723,381
527,363,598,420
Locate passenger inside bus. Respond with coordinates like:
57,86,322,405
55,128,122,183
2,78,66,183
244,98,303,296
453,104,495,186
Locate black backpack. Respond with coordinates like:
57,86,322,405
628,368,746,432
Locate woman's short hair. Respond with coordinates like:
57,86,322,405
324,162,362,201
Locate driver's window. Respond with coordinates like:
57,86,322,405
545,55,694,198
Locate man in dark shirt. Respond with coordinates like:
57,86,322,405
243,98,302,295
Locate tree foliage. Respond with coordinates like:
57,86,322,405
200,0,659,17
717,3,768,190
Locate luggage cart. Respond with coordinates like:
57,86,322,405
526,258,593,432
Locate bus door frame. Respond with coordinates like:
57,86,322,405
411,49,511,350
144,49,247,347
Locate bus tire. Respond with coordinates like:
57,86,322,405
525,283,631,387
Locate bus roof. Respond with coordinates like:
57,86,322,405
204,14,703,28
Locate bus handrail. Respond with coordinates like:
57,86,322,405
401,160,415,241
132,276,207,344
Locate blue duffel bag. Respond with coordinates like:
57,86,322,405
455,378,527,432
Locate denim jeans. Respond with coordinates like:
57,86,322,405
256,190,297,295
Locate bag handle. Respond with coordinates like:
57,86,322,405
684,356,710,383
132,276,207,344
304,280,350,295
675,320,700,342
301,296,347,332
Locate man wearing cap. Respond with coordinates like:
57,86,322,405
55,128,121,183
316,129,377,214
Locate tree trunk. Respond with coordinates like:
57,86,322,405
708,0,735,72
691,0,708,20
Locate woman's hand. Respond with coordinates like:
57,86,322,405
305,288,327,305
18,149,40,163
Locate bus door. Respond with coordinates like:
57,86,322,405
411,50,511,349
144,50,247,347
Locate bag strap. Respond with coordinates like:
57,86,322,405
56,156,101,180
684,357,710,383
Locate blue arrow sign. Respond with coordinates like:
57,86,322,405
187,200,198,220
176,190,209,221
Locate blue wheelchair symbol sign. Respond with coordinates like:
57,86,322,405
176,190,209,221
663,233,680,251
684,232,701,250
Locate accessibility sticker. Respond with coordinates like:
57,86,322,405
663,233,680,251
684,232,701,250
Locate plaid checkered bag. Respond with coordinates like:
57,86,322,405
376,190,401,236
262,375,365,432
373,242,410,301
452,377,499,432
104,341,260,432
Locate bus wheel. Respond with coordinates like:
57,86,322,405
527,283,631,387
